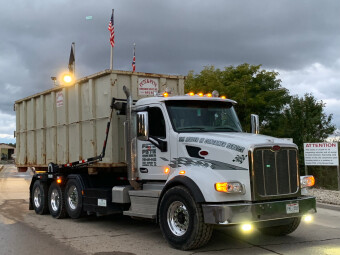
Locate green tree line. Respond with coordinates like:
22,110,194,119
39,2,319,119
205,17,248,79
185,64,336,188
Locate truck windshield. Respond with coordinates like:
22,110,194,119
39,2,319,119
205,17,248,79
165,100,242,133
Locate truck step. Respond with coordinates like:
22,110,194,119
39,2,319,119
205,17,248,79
123,189,161,219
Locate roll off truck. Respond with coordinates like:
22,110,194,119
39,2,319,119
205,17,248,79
15,70,316,250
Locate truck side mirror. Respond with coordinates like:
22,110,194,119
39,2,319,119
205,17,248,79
137,112,149,141
251,114,260,134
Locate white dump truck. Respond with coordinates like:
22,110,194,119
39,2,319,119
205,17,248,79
15,70,316,250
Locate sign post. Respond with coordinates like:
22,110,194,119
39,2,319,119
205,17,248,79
304,142,339,190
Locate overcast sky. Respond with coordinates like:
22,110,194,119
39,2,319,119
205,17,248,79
1,0,340,143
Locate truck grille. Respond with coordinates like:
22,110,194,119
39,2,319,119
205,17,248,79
253,148,298,198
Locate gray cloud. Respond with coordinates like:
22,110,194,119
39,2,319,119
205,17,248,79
1,0,340,141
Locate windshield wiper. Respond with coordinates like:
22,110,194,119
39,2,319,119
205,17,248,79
177,127,208,131
211,127,238,132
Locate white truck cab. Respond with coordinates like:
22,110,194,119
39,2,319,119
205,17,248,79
121,89,316,250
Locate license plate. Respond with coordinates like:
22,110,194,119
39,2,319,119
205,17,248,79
286,202,299,214
98,199,107,207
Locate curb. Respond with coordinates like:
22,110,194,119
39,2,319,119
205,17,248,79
317,202,340,212
0,165,3,171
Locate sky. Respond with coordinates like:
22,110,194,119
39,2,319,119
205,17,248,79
1,0,340,144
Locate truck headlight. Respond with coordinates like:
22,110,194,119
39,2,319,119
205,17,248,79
215,182,244,193
300,175,315,188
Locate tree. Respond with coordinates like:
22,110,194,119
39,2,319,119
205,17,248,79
185,64,291,131
265,93,336,168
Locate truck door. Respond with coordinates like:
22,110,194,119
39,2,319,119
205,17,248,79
137,105,170,180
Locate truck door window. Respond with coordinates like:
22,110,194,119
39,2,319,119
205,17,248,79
148,107,166,138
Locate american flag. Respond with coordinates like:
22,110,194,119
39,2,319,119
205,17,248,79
132,45,136,72
108,11,114,47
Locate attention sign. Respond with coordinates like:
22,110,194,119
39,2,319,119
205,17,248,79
304,143,339,166
138,78,159,96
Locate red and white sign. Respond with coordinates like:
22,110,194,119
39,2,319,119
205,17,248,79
56,91,64,107
138,78,159,96
304,142,339,166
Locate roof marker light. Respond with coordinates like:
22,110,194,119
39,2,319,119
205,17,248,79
189,92,195,96
220,96,226,99
206,93,212,97
198,93,204,97
163,92,169,97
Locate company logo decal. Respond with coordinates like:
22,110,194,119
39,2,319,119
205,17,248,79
179,136,245,153
232,155,247,164
169,157,247,170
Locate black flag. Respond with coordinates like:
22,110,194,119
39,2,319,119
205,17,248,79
68,43,75,73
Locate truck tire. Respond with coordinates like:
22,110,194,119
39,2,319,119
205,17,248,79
48,181,67,219
258,217,301,236
159,186,213,250
32,180,49,215
65,178,83,219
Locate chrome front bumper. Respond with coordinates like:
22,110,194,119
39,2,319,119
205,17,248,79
202,196,316,225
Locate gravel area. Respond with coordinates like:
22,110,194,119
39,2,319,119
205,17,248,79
308,188,340,206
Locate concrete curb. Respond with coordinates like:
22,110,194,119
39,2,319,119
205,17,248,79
317,202,340,212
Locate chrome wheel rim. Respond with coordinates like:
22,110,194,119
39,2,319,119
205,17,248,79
167,201,189,236
33,187,41,208
50,189,60,212
67,185,78,210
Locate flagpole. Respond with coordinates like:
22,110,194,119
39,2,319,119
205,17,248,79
110,46,113,70
132,43,136,72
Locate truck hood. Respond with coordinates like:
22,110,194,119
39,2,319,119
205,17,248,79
178,132,295,151
176,132,296,170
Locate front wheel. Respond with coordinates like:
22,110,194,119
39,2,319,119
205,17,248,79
258,217,301,236
65,178,83,219
159,186,213,250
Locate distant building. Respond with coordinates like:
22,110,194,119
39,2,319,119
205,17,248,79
0,144,16,160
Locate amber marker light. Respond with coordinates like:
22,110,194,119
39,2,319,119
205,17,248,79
206,93,212,97
220,96,226,99
164,167,170,174
163,92,169,97
198,92,204,97
215,182,228,192
189,92,195,96
56,178,62,184
179,170,186,175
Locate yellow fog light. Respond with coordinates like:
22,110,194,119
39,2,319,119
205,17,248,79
241,223,253,232
303,214,313,223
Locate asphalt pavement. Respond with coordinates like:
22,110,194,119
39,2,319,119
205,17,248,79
1,164,340,255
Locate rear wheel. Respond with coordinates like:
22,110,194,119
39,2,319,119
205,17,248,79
159,186,213,250
32,180,48,215
258,217,301,236
48,181,67,219
65,178,83,219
